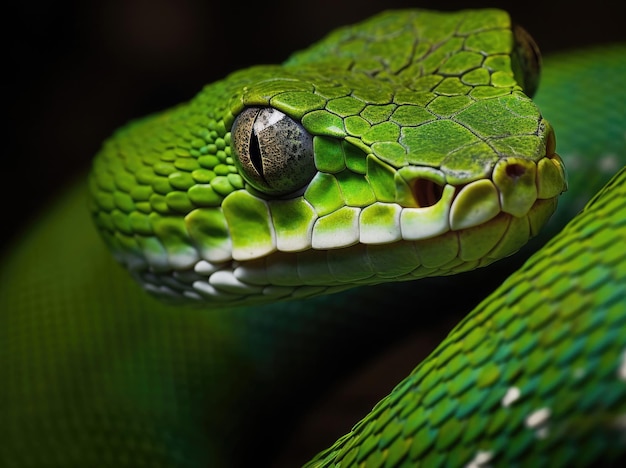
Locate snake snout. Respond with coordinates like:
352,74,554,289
492,125,565,218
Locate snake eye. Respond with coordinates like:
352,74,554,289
231,107,316,196
512,24,542,98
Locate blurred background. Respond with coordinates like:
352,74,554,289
2,0,625,250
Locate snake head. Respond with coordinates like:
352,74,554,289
88,9,567,306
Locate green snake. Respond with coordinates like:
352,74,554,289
1,8,625,467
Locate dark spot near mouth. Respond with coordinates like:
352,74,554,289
411,178,444,207
506,163,526,179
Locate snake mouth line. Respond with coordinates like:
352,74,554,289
136,194,560,307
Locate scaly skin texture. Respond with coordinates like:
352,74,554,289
305,170,626,466
88,9,564,306
0,9,625,468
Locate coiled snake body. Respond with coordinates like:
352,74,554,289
1,8,625,467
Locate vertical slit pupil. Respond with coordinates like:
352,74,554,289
249,129,264,177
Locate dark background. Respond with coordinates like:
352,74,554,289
3,0,625,250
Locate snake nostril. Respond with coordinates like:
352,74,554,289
506,163,526,179
411,178,444,207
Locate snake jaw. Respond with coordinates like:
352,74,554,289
130,144,566,306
